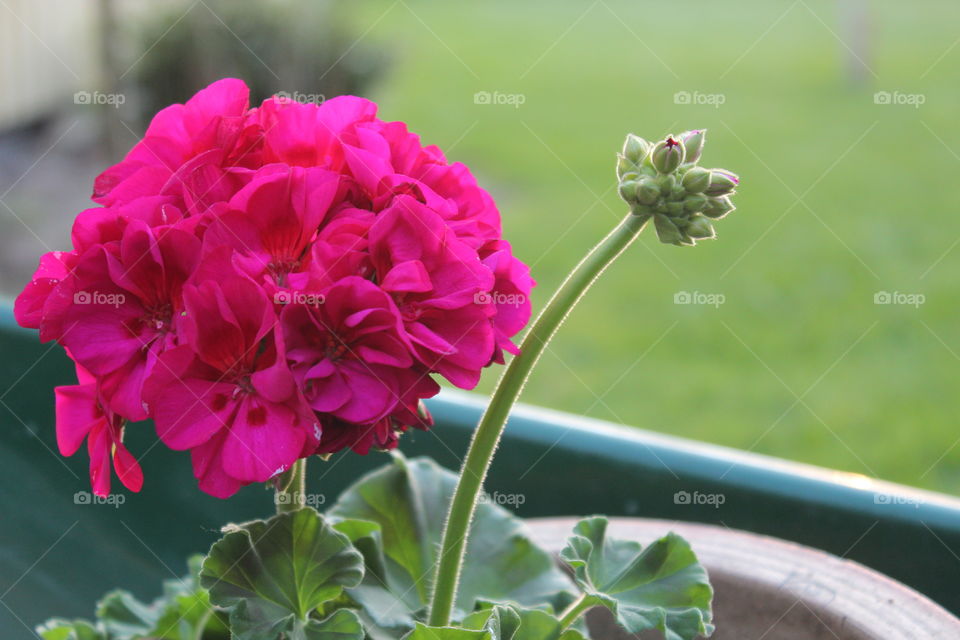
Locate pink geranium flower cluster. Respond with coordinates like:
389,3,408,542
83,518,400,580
15,79,533,498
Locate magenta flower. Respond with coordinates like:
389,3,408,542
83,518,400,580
202,164,339,291
256,95,376,169
15,78,534,498
341,119,504,249
48,221,199,420
144,277,315,498
93,78,261,213
55,366,143,497
14,250,76,338
315,405,433,457
369,196,496,389
480,239,535,363
282,276,439,424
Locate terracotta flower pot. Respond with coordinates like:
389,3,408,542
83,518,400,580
526,517,960,639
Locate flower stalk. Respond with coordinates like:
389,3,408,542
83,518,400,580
427,210,651,625
427,130,739,627
275,458,306,513
557,593,594,630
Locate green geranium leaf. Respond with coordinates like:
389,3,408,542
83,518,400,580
301,608,366,638
462,605,521,638
461,604,587,640
148,556,230,639
328,455,575,635
93,556,228,640
401,622,491,639
230,604,364,640
39,556,227,640
35,619,105,640
560,517,714,640
330,518,415,635
96,590,159,638
200,507,365,640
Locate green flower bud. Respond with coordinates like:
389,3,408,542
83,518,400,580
703,195,735,219
636,177,660,205
618,180,638,202
616,154,636,179
705,169,739,196
651,137,685,174
679,130,706,164
657,173,676,195
621,134,651,165
683,193,708,212
653,213,686,245
665,201,685,216
686,214,716,240
681,166,711,193
613,129,739,246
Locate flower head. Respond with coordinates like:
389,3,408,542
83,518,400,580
16,79,533,498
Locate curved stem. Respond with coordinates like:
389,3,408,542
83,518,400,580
275,458,306,514
558,593,594,630
192,608,215,640
427,212,650,626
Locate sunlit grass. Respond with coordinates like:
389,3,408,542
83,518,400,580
347,0,960,492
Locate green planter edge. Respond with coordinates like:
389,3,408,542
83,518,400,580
1,302,958,638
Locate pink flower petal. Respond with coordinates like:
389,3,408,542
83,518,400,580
219,396,305,483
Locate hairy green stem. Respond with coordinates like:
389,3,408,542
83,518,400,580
192,608,215,640
275,458,306,514
427,212,650,626
557,593,594,630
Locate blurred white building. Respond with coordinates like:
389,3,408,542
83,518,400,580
0,0,100,130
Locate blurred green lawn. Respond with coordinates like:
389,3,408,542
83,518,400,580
346,0,960,492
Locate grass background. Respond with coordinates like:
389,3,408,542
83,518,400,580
343,0,960,492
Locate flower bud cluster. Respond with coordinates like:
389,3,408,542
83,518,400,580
617,130,739,246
